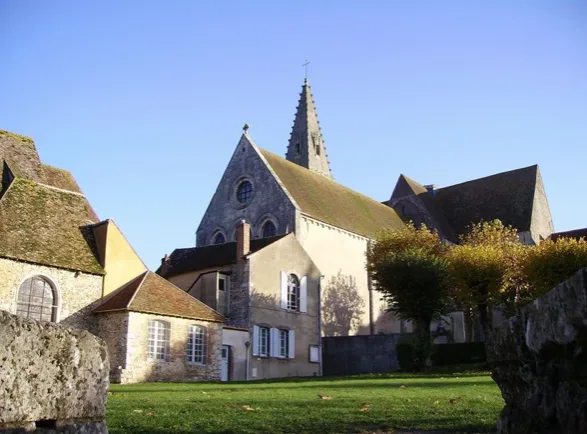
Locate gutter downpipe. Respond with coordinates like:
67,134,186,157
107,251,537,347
319,274,324,377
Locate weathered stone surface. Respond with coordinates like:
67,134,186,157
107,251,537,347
487,268,587,434
0,310,109,432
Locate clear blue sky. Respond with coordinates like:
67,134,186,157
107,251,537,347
1,1,586,270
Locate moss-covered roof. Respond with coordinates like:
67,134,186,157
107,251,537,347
259,148,405,238
95,271,224,322
0,178,103,274
0,129,43,181
41,164,83,194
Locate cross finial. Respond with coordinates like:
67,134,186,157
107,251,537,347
302,59,310,82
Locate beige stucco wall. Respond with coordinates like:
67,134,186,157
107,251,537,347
248,234,321,379
167,270,201,292
296,215,402,335
109,311,222,384
96,221,147,296
222,328,249,381
530,170,555,243
0,257,103,332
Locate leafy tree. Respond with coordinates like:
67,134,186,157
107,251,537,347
367,223,450,370
446,220,521,338
322,271,365,336
520,236,587,299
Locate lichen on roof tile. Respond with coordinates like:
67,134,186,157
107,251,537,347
259,148,404,238
41,164,83,194
0,178,103,274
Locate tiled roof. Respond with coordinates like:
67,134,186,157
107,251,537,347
158,235,286,278
259,148,405,238
0,178,103,274
550,228,587,242
390,174,428,200
94,271,224,322
433,165,538,235
0,129,43,181
41,164,83,194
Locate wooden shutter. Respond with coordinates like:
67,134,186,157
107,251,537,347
300,276,307,313
288,330,295,359
270,328,279,358
280,271,288,309
252,325,259,356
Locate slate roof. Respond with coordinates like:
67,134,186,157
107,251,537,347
159,235,286,278
259,148,405,238
550,228,587,242
390,174,428,200
0,178,103,274
94,271,224,322
434,165,538,235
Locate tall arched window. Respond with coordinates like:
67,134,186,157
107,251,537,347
287,274,300,311
213,232,226,245
262,221,277,238
16,276,57,322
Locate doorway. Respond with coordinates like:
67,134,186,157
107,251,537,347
220,345,230,381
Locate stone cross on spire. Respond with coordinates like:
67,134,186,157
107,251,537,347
285,79,333,178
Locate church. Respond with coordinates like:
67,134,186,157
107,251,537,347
165,78,555,343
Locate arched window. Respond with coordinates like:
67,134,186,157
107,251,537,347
186,325,207,364
236,180,253,203
262,221,277,238
16,276,57,322
213,232,226,245
287,274,300,311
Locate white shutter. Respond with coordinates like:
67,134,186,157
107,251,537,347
288,330,295,359
270,328,279,357
280,271,288,309
300,276,307,313
252,325,259,356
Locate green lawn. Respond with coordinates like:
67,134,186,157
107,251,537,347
106,369,503,434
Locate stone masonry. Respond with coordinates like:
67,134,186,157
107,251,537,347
487,268,587,433
0,310,109,433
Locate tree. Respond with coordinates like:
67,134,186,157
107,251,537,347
367,223,450,370
520,236,587,299
322,271,365,336
446,220,521,339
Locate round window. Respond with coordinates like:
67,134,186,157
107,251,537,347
236,180,253,204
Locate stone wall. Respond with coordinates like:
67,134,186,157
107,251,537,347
322,334,400,376
196,135,296,246
0,309,109,432
0,257,103,333
100,311,222,384
487,268,587,434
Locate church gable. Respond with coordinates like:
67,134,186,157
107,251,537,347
196,133,298,246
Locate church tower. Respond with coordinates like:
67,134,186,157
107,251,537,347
285,79,333,178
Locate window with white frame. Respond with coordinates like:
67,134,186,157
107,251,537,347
258,326,270,357
287,274,299,311
186,325,207,364
148,320,170,361
279,329,289,358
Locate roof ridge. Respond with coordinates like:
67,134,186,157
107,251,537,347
126,271,149,308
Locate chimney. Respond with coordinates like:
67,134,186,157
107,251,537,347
159,254,169,276
236,219,250,263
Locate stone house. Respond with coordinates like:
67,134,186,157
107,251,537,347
0,129,224,384
159,221,322,381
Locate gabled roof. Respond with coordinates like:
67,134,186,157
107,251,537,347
0,178,103,274
550,228,587,242
434,165,539,235
158,235,286,278
390,174,428,200
258,147,405,238
94,271,224,322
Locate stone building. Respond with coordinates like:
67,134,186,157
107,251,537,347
189,79,555,342
0,129,224,384
159,221,322,380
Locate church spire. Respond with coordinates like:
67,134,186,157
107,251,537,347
285,79,332,178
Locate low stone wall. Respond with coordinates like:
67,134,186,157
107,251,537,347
487,268,587,434
322,334,399,376
0,310,109,433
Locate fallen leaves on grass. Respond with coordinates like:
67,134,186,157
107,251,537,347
399,385,406,389
318,394,333,400
241,405,259,411
358,404,371,412
449,396,463,405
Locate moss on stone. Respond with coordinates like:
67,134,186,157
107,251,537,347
0,129,34,146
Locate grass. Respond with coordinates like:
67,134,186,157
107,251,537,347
106,368,503,434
